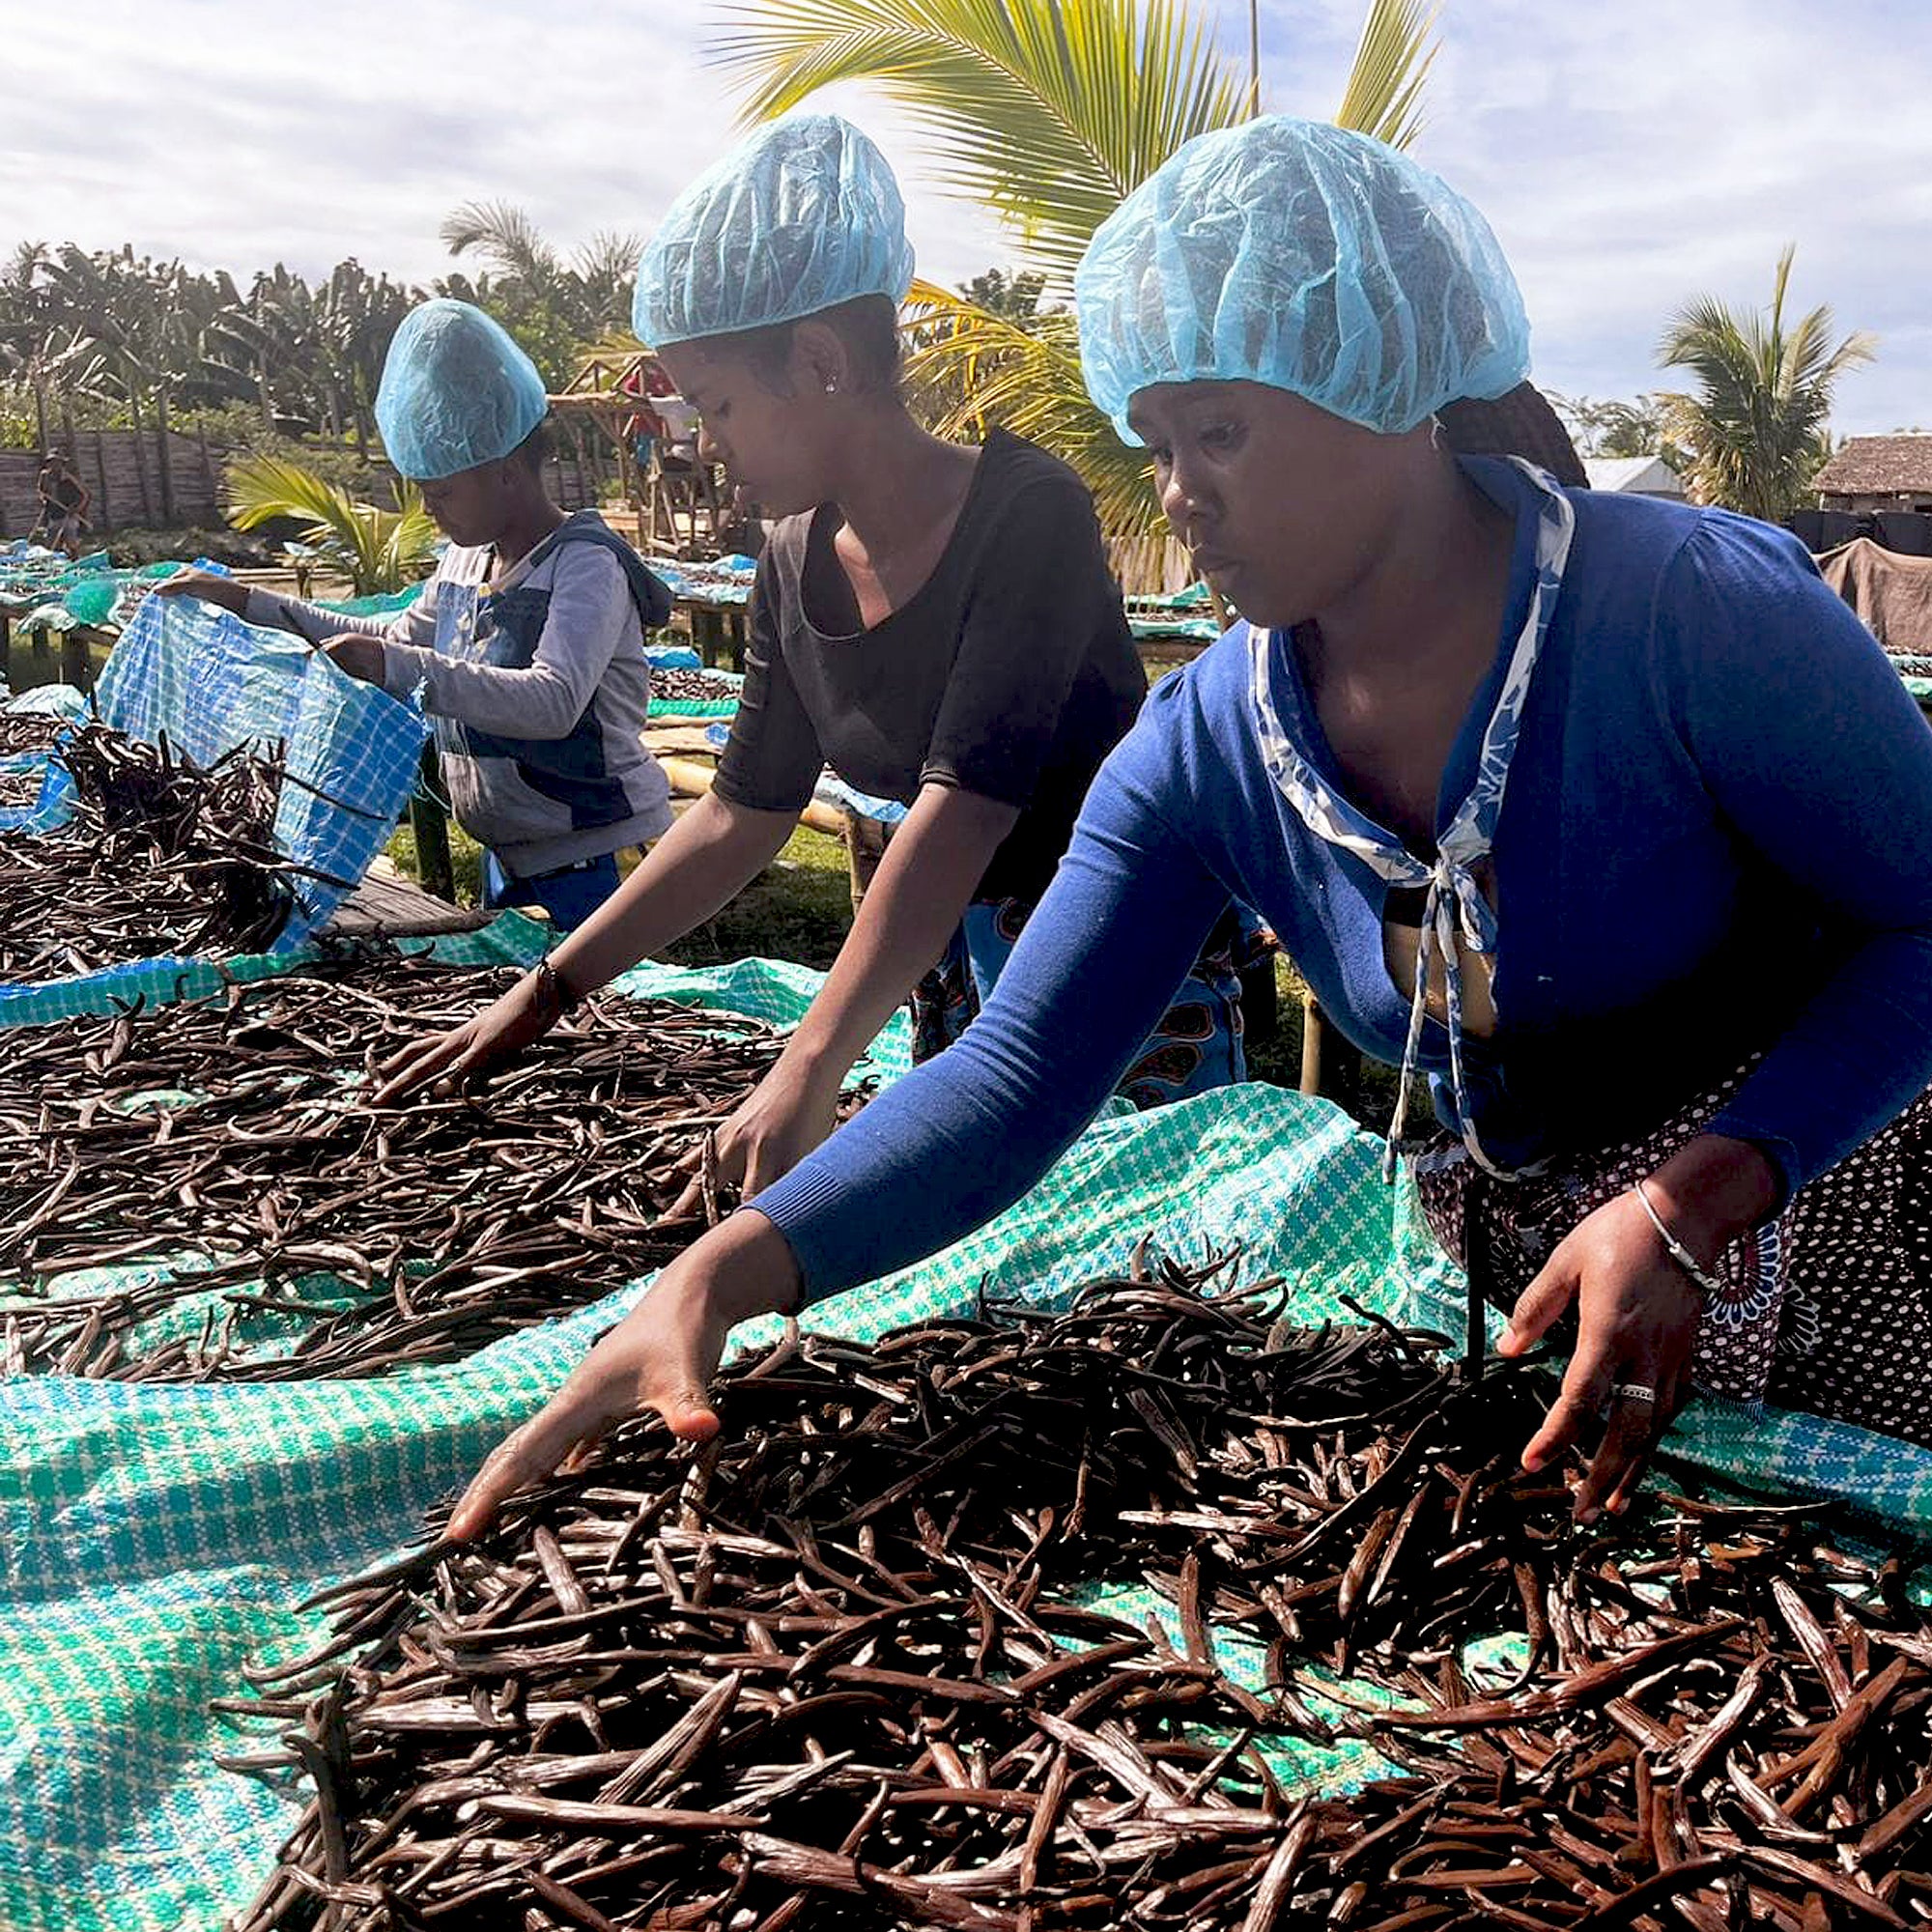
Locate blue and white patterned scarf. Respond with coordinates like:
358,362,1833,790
1248,459,1577,1179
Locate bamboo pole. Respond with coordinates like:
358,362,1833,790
660,755,847,839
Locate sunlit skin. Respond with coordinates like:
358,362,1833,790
443,375,1781,1543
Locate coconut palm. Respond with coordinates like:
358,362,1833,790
707,0,1439,562
439,203,642,386
224,454,440,596
1657,246,1876,524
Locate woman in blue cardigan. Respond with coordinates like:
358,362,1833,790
453,118,1932,1534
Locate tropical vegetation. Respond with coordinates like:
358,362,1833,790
1656,246,1875,523
223,453,440,596
708,0,1441,564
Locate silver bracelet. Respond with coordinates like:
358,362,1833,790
1631,1179,1727,1299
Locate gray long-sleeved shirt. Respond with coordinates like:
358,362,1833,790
248,518,672,874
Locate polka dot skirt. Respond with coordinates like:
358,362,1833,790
1409,1077,1932,1446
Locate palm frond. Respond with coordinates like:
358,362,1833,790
1657,247,1874,522
224,455,438,596
440,201,558,283
711,0,1248,287
1333,0,1439,150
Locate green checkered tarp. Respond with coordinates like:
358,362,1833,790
4,929,1930,1932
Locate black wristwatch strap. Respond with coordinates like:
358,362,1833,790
532,956,586,1021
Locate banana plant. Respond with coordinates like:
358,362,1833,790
224,454,440,596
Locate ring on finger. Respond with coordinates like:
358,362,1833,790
1611,1382,1657,1406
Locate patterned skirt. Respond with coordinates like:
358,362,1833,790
909,898,1249,1109
1408,1069,1932,1442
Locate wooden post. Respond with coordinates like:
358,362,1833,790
154,393,178,526
409,744,457,901
60,627,92,692
90,428,113,534
196,429,219,524
1298,991,1362,1113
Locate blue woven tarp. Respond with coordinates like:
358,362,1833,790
90,595,429,948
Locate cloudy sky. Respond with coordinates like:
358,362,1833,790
5,0,1927,434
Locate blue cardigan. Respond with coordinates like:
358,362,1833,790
759,457,1932,1302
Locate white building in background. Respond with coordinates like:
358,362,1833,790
1583,455,1687,498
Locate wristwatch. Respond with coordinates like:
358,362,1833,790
531,956,586,1024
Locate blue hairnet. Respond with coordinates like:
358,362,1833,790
1076,118,1530,442
375,299,550,481
634,113,916,347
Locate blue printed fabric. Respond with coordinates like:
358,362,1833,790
1250,458,1574,1177
94,595,429,947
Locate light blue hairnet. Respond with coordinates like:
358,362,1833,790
374,299,550,481
634,113,916,347
1076,118,1530,441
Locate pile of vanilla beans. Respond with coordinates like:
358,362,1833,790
232,1255,1932,1932
0,953,787,1379
0,709,66,808
0,720,301,977
650,667,742,705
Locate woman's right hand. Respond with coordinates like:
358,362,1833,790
444,1209,803,1540
369,971,562,1105
151,568,248,615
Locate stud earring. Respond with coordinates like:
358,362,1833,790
824,382,838,395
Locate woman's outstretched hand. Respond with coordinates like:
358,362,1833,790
444,1210,803,1540
370,971,566,1106
666,1063,841,1220
1497,1134,1778,1521
152,568,248,615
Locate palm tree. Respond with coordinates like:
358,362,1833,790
707,0,1439,565
1657,246,1876,524
224,454,440,596
439,203,642,386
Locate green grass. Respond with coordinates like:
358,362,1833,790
382,814,854,974
381,810,1397,1128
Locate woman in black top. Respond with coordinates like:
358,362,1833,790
378,114,1245,1198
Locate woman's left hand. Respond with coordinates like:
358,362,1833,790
1495,1187,1704,1520
667,1064,841,1220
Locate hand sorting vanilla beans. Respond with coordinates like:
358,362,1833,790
229,1256,1932,1932
0,952,796,1380
0,721,304,978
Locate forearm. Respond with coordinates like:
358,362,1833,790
1640,1134,1781,1263
1705,928,1932,1199
779,786,1017,1092
548,790,797,993
753,775,1231,1302
384,644,589,738
242,587,393,645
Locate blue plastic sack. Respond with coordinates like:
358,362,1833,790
92,595,430,949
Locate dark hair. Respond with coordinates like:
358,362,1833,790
510,415,554,473
1437,384,1588,489
717,294,903,399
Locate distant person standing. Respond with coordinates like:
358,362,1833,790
32,451,90,557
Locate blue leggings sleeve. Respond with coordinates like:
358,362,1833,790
753,740,1233,1301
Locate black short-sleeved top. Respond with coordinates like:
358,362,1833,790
711,429,1146,904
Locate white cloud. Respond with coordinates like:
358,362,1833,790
1,0,1924,431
